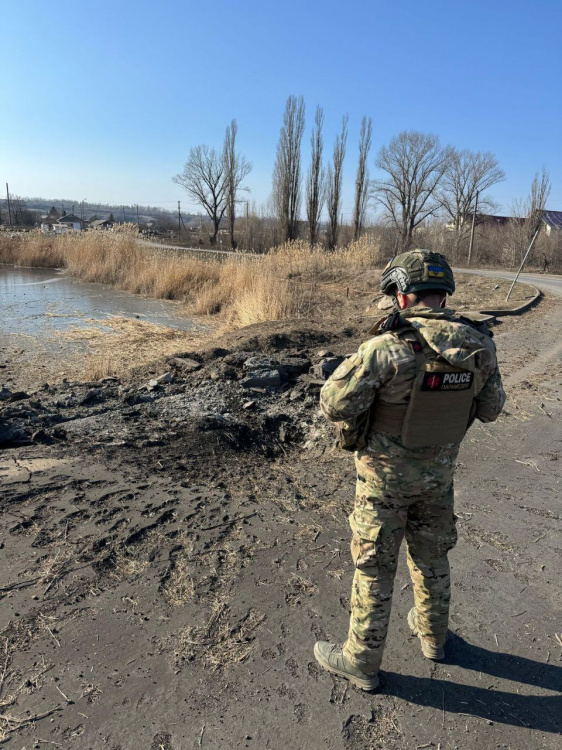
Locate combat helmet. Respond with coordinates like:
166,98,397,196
380,249,455,298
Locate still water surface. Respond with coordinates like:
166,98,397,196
0,265,197,339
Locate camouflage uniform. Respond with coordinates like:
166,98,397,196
320,308,505,672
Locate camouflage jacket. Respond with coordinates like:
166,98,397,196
320,307,506,485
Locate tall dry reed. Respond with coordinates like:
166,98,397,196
0,231,383,328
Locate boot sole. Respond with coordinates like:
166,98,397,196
313,643,379,691
407,609,445,661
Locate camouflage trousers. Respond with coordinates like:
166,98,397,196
343,472,458,672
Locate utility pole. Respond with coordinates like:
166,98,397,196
467,190,479,266
506,227,541,302
6,183,12,225
178,200,181,240
136,204,139,226
122,206,126,223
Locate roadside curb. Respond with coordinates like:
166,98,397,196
479,286,542,317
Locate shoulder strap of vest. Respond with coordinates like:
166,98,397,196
367,310,408,336
368,312,430,369
457,313,494,338
396,328,427,370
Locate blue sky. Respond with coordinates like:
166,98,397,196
2,0,561,217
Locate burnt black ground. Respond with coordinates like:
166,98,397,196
1,296,561,750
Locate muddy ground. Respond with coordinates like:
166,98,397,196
1,290,561,749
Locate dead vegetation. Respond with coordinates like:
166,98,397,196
1,230,539,390
60,315,198,382
0,638,59,743
175,600,265,670
285,573,319,606
0,229,383,328
1,230,535,341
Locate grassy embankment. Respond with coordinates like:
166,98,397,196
0,229,384,328
0,230,535,384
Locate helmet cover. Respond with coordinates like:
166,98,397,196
380,249,455,297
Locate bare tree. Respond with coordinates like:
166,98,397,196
326,114,349,251
306,106,325,246
3,195,36,226
173,145,228,244
439,149,505,250
373,130,451,251
353,116,373,241
223,119,252,250
508,168,552,264
273,95,306,242
527,167,551,237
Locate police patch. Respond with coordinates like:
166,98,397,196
421,371,474,391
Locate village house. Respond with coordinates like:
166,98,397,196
41,212,84,233
447,209,561,233
89,217,115,231
541,210,562,235
53,213,83,233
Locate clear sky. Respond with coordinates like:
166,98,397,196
2,0,561,218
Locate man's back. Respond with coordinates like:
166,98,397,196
320,307,505,493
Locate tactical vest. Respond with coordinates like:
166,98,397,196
369,320,477,449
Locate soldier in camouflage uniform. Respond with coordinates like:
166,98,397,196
314,249,505,691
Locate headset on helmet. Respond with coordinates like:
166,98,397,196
380,249,455,298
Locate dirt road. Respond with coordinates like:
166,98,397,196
1,283,561,749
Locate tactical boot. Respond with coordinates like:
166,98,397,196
314,641,379,691
408,607,445,660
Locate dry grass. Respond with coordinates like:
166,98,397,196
175,600,265,670
82,353,118,381
1,231,531,349
0,638,56,742
285,573,319,607
162,546,196,606
0,230,383,329
41,315,203,384
112,551,150,579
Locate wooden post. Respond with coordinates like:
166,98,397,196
467,190,479,266
6,183,12,225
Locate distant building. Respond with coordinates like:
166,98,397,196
40,217,57,232
541,210,562,235
89,217,115,231
448,210,562,234
472,213,525,228
53,213,83,233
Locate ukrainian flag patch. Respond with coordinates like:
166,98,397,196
427,265,445,278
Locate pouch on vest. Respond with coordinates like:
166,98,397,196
401,331,475,449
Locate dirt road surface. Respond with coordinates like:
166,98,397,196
1,273,561,749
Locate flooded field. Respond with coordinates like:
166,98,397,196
0,265,205,386
0,265,198,338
